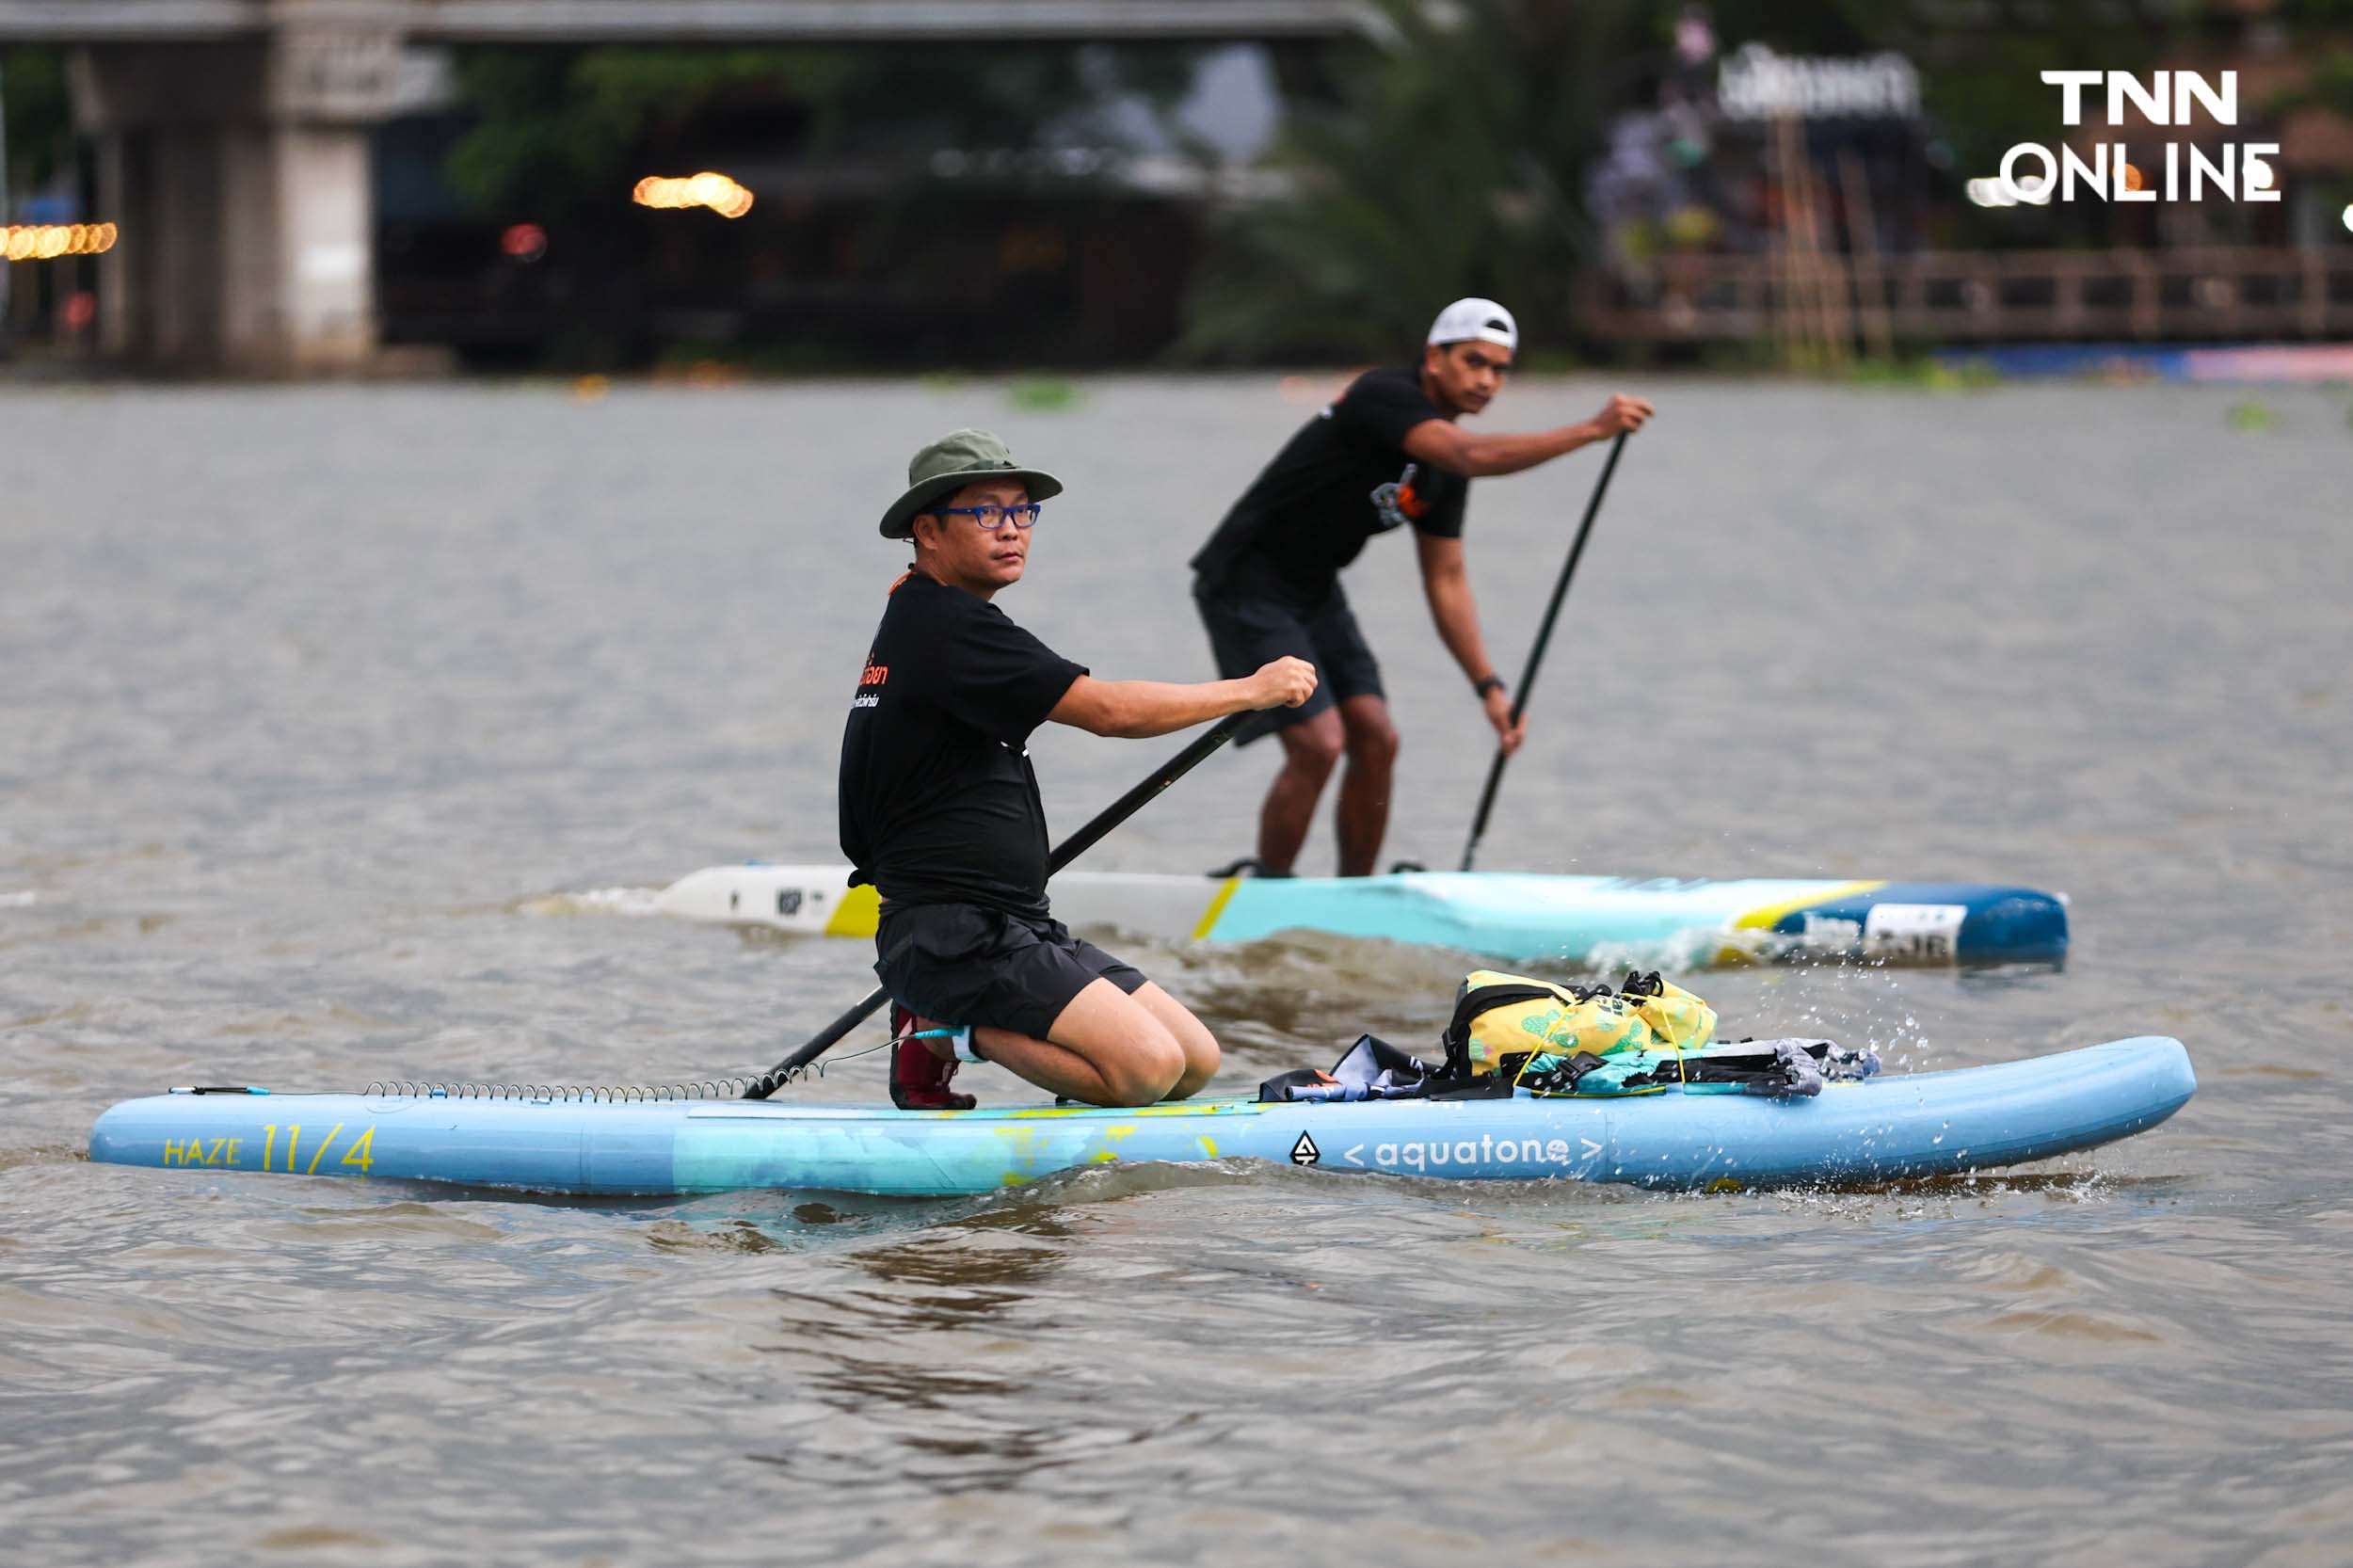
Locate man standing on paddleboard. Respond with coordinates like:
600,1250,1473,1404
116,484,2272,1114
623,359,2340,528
1193,298,1654,876
843,429,1318,1110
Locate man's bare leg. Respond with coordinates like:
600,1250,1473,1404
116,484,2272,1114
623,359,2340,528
964,978,1193,1108
1334,694,1400,877
901,985,1218,1106
1257,709,1343,874
1127,982,1221,1099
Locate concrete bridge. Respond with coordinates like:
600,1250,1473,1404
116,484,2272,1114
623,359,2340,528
1,1,1365,371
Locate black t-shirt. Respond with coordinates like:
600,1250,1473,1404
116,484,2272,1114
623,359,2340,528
838,569,1088,917
1192,363,1469,602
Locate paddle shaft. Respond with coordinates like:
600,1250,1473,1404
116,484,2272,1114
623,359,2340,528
743,711,1252,1097
1458,431,1628,873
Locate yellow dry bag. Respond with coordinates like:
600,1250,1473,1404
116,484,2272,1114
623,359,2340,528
1441,968,1717,1077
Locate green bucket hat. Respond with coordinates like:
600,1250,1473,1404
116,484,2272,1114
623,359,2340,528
878,428,1064,539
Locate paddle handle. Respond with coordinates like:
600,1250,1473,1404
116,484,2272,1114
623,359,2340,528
1458,432,1627,873
743,711,1252,1098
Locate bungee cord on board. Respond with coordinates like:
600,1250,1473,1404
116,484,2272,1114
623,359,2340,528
361,1036,904,1105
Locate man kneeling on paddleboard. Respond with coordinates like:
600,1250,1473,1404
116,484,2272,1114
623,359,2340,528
842,430,1318,1110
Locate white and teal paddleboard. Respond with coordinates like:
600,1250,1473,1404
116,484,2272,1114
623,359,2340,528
649,865,2068,968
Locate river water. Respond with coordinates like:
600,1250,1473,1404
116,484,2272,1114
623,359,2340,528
3,374,2349,1565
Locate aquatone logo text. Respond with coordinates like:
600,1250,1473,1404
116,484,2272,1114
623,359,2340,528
1992,72,2278,205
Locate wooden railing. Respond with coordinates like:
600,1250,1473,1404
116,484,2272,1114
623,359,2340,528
1580,247,2353,345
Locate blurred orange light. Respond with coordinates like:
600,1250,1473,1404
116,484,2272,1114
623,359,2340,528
2,222,120,260
2121,163,2145,192
632,172,753,219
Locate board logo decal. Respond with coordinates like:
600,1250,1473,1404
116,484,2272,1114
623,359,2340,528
1290,1131,1320,1166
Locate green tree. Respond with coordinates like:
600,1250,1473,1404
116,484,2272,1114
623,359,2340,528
444,43,1201,220
2,46,74,200
1175,0,2208,364
444,48,841,218
1180,0,1654,362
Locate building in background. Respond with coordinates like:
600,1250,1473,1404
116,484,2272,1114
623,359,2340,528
4,0,2351,375
1581,4,2353,362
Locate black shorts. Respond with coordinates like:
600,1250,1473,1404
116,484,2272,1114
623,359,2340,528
874,902,1148,1042
1193,573,1384,744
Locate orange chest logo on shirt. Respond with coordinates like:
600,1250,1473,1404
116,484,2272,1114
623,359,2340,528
1369,461,1432,532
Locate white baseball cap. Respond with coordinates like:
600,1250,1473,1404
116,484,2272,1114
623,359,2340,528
1427,296,1518,352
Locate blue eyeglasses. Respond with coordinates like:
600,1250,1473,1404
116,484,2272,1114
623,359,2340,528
932,503,1042,531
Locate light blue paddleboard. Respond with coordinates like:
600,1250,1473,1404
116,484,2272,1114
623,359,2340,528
90,1038,2189,1197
